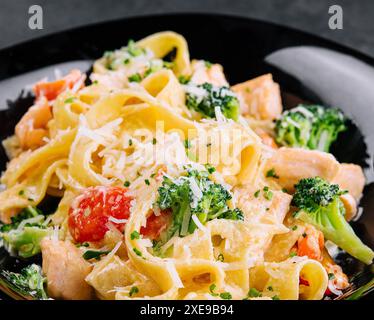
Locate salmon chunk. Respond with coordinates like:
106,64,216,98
15,97,52,150
232,74,282,120
235,186,292,224
41,238,93,300
332,163,365,201
189,60,228,86
265,147,340,191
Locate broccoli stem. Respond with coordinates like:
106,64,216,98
2,226,52,258
297,198,374,265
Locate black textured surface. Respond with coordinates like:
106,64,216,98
0,0,374,58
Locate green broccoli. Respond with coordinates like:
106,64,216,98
185,82,240,121
0,264,47,299
156,166,243,247
156,174,191,244
275,104,346,152
104,39,146,70
0,206,41,231
128,60,174,82
292,177,374,264
178,75,191,84
0,206,52,258
126,39,145,57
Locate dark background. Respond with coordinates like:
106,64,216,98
1,0,374,58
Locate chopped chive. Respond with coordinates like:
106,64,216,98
266,168,279,179
217,253,225,262
83,250,110,261
264,190,273,201
145,179,150,185
254,190,260,198
128,73,142,83
76,242,89,248
129,286,139,297
184,139,191,149
133,248,142,257
248,288,262,298
209,284,219,297
328,273,335,280
64,97,76,104
205,164,216,174
130,231,140,240
124,181,131,187
219,292,232,300
152,138,157,145
178,75,190,84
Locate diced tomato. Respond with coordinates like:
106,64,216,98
297,226,324,261
140,210,172,240
68,186,132,242
33,69,85,101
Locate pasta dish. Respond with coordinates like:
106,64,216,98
0,32,372,300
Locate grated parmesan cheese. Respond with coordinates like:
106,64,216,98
165,261,184,288
191,214,207,232
108,216,128,224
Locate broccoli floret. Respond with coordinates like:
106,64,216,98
178,75,191,84
0,206,52,258
126,39,145,57
219,208,244,221
2,227,52,258
0,206,42,232
185,83,240,121
187,170,233,233
275,104,346,152
0,264,47,299
104,39,146,70
156,166,243,246
292,177,374,264
157,175,191,243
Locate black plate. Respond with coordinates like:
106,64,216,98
0,13,373,300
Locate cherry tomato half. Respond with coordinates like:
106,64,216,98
68,186,132,242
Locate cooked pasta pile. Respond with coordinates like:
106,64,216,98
0,32,372,300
